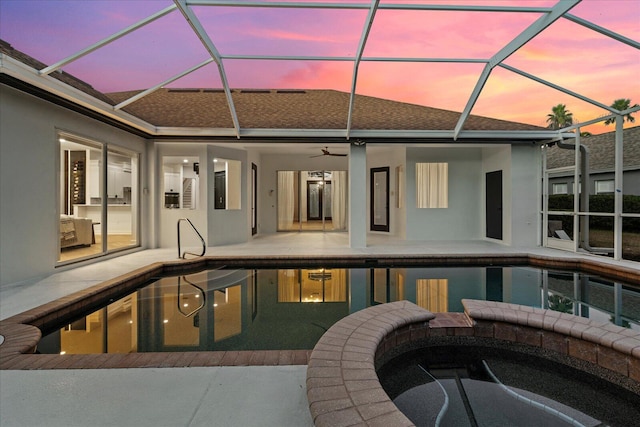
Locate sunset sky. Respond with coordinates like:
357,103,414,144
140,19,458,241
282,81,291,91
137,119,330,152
1,0,638,134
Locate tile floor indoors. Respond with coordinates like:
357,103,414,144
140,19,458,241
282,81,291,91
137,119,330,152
1,233,639,427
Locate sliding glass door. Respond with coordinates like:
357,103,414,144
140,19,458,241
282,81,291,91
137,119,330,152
106,146,139,252
58,132,139,264
277,170,347,232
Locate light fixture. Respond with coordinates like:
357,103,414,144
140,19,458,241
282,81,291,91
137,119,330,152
163,319,169,324
183,159,188,163
308,269,331,281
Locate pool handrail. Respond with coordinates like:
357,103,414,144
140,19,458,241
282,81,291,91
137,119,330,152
177,218,206,259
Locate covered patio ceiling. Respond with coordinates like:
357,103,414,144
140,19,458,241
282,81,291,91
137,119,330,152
0,0,638,141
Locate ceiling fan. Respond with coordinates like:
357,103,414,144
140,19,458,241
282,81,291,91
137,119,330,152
309,147,347,158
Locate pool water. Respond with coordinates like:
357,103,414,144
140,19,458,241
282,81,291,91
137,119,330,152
37,265,640,355
378,346,640,427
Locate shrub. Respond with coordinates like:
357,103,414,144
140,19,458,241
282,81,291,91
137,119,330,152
548,194,640,232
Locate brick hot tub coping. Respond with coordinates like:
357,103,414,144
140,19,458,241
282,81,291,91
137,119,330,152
306,300,640,427
306,301,436,427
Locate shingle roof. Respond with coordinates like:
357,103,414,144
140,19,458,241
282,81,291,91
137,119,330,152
546,126,640,170
108,88,544,131
0,40,115,105
2,38,543,133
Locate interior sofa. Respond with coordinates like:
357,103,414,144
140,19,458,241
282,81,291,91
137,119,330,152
60,215,94,248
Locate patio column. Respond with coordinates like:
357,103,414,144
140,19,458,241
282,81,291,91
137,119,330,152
614,118,623,260
349,143,367,248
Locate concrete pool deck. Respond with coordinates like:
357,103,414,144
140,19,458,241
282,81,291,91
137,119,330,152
1,234,639,427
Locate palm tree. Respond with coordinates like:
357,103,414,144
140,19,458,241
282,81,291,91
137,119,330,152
604,98,639,125
546,104,573,129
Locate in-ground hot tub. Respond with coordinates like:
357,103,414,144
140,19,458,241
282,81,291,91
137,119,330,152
306,300,640,427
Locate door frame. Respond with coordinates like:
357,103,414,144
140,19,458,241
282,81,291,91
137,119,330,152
486,170,503,240
251,163,257,235
370,167,390,232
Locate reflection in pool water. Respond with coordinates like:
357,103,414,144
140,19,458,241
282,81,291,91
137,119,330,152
37,266,640,355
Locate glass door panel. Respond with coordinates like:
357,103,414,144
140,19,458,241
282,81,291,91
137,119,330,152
278,170,347,232
106,147,138,253
307,182,322,220
58,135,103,263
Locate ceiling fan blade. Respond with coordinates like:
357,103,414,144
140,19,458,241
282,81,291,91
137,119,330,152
309,154,324,158
329,153,347,156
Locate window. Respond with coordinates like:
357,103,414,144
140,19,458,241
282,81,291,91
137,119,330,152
552,183,568,195
595,180,614,194
416,162,448,208
163,156,200,209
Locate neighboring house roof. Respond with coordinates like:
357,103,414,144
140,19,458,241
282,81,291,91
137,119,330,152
108,88,544,131
546,126,640,172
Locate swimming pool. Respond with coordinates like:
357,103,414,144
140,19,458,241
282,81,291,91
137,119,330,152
37,264,640,355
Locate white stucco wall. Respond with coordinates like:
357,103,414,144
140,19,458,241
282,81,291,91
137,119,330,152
207,145,248,246
510,145,541,247
481,144,541,247
406,147,483,240
155,143,208,250
367,146,406,238
0,85,147,286
481,145,511,244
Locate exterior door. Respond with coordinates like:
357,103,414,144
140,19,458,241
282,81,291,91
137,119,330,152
486,170,503,240
370,167,389,232
251,163,257,235
214,171,226,209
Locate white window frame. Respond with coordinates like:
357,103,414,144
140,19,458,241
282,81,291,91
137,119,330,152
416,162,448,208
552,183,568,195
595,179,614,194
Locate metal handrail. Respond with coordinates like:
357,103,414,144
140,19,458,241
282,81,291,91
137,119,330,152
177,218,206,259
177,275,206,318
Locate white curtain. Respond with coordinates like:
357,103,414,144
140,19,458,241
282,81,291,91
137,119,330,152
278,171,295,230
331,171,347,230
416,163,448,208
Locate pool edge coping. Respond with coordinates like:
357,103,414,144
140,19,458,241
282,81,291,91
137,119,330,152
0,253,639,371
